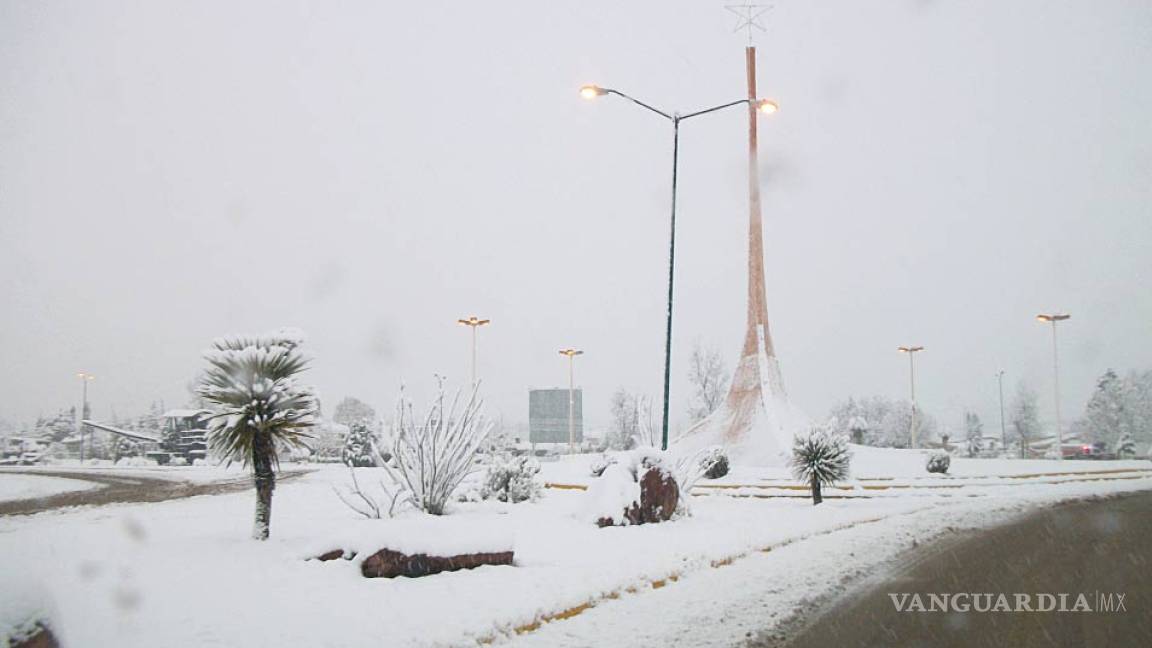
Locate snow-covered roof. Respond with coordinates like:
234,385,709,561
162,409,212,419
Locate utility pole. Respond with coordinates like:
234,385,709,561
457,316,490,388
77,372,95,462
997,369,1007,453
897,346,924,448
1036,313,1070,460
558,349,583,452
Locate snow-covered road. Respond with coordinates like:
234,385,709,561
0,473,101,503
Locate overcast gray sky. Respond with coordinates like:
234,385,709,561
1,0,1150,436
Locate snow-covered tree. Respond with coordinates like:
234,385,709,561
607,388,639,451
790,428,851,505
341,421,377,467
632,395,660,448
827,396,937,448
964,411,983,457
332,396,377,428
35,409,76,442
1077,369,1146,454
380,381,492,515
1009,382,1041,458
687,341,728,422
197,329,317,540
1116,430,1136,458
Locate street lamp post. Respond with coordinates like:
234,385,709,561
457,316,490,388
76,372,95,462
1036,313,1070,460
558,348,584,453
897,346,924,448
580,84,778,451
997,369,1007,453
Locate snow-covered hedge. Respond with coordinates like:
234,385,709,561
342,421,377,468
589,454,617,477
583,463,641,526
699,447,729,479
480,455,542,503
926,452,951,474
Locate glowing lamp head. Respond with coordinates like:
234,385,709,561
756,99,779,114
580,85,606,100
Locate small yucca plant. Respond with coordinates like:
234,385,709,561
790,428,851,505
197,329,316,539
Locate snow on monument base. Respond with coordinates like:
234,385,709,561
673,355,806,468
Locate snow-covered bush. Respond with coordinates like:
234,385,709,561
589,453,617,477
376,381,492,516
926,451,951,474
480,454,542,503
170,456,188,467
790,428,851,505
334,467,411,519
192,458,211,467
699,446,729,479
115,456,160,467
342,421,377,467
584,463,641,526
584,449,684,524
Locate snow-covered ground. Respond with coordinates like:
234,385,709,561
0,462,290,484
0,454,1149,647
0,474,101,503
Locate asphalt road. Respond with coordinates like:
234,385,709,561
764,491,1152,648
0,469,307,516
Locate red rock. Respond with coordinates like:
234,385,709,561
637,466,679,524
359,548,514,578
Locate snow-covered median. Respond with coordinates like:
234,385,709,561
0,459,1148,647
0,474,101,503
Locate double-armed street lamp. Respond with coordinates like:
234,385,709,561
558,348,584,452
76,372,95,462
580,84,779,451
1036,313,1071,459
897,346,925,448
457,316,490,388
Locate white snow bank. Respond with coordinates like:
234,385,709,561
0,474,101,503
296,512,515,560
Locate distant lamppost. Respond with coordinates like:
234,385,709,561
897,346,924,448
580,83,778,451
996,369,1007,452
457,316,490,387
558,348,584,452
1036,313,1071,460
76,372,95,462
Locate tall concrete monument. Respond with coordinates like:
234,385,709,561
675,46,801,466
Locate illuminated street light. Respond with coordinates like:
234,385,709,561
559,348,584,452
580,84,607,99
897,346,924,448
581,83,778,451
1036,313,1071,460
756,99,779,114
457,316,491,387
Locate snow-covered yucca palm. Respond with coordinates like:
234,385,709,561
789,428,851,506
382,382,492,515
197,329,316,539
